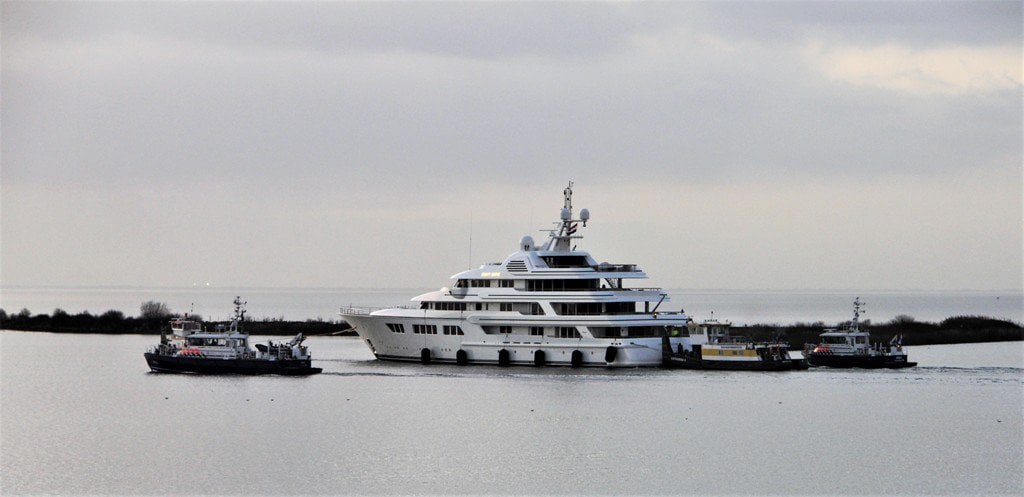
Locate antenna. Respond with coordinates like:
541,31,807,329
468,211,473,269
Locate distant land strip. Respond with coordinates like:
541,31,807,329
1,307,1020,346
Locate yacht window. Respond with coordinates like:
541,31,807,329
498,279,514,288
529,327,544,336
856,336,867,344
555,327,580,339
499,326,512,334
541,255,590,268
386,323,406,333
413,324,438,335
443,325,464,335
499,303,513,312
525,279,600,292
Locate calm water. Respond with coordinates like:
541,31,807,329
1,331,1021,495
2,286,1021,325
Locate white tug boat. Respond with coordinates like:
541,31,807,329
342,183,693,367
145,297,322,375
804,298,917,369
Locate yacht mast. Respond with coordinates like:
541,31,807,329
547,181,589,252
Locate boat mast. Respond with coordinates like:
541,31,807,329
231,296,247,333
546,181,589,252
851,297,863,332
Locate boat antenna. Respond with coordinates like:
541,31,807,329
468,210,473,269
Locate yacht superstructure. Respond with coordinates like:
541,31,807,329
342,183,692,367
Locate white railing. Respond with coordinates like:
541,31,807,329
339,305,417,316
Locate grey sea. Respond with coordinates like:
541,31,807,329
1,331,1021,496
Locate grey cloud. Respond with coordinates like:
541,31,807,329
2,1,670,59
699,1,1022,47
7,1,1017,59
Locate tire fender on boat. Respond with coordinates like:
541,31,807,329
498,348,510,367
420,348,431,364
456,349,468,365
571,350,584,368
533,349,546,367
605,346,618,363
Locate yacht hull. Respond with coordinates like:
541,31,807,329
345,314,678,367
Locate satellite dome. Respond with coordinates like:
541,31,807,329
580,208,590,224
560,208,571,221
520,235,535,251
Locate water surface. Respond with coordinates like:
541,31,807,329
1,332,1021,495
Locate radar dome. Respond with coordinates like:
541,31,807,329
560,208,570,221
520,235,535,251
580,208,590,225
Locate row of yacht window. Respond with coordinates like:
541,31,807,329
453,278,625,292
421,301,639,315
387,323,465,336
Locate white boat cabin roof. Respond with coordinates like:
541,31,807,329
187,331,247,340
819,329,870,338
450,248,647,282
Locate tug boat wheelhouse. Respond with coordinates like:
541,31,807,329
804,298,917,369
342,183,693,367
665,318,807,370
145,297,322,375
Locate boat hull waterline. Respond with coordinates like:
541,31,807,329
144,353,322,375
805,354,916,369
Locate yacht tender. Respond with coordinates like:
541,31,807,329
342,183,692,367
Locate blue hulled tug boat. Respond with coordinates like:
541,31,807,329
804,298,917,369
144,297,322,375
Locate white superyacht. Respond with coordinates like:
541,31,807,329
342,183,692,367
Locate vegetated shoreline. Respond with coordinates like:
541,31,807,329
0,307,353,336
1,307,1021,345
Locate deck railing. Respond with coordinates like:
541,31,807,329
339,305,417,316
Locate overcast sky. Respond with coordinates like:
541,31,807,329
2,1,1021,292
